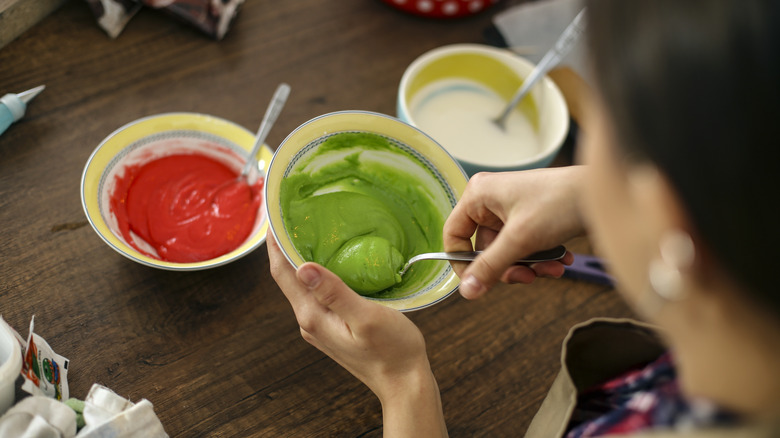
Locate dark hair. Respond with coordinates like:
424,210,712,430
585,0,780,314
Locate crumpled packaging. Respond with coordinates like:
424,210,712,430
0,384,167,438
0,396,76,438
85,0,245,39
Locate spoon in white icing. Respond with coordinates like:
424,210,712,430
493,9,587,130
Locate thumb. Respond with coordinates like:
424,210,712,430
459,231,530,299
297,262,368,322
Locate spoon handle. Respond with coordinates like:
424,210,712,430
240,83,291,178
400,245,567,275
495,9,587,127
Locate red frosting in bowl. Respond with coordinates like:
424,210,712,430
110,153,263,263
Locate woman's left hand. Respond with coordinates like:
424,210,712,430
267,232,448,437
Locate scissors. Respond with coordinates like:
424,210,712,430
562,253,615,286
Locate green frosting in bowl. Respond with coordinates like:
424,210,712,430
326,235,405,294
280,132,444,297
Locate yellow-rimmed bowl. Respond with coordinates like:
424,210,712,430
398,43,569,176
265,111,468,312
81,112,272,271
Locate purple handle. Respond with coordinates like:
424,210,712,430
562,253,615,286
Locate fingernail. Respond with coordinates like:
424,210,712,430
298,265,322,289
460,275,486,298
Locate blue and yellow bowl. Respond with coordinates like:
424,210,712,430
265,111,468,311
81,113,273,270
398,44,569,176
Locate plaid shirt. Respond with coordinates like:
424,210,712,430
566,352,737,437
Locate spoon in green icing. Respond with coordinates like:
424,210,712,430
399,245,567,276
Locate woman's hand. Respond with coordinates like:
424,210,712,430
444,166,587,299
267,233,448,437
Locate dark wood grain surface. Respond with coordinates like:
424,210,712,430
0,1,633,436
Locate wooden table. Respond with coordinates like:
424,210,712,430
0,1,632,436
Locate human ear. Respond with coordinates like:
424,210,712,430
627,165,691,245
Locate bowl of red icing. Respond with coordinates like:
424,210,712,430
81,113,272,270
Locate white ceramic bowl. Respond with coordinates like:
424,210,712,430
265,111,468,311
81,113,272,270
398,43,569,176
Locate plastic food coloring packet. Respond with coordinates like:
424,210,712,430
20,317,70,401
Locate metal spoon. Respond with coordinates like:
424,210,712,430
239,82,291,179
399,245,567,276
493,9,587,130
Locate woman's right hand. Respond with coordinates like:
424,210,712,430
443,166,587,299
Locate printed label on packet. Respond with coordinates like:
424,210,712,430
20,316,69,401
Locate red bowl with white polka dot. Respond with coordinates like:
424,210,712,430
381,0,500,19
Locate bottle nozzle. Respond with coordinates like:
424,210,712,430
18,85,45,105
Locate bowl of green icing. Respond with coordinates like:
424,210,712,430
266,111,468,311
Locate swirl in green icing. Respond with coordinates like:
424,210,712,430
280,132,444,297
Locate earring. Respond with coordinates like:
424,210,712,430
649,230,695,300
638,230,695,317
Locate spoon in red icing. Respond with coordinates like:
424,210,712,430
240,83,291,180
212,83,290,217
